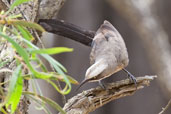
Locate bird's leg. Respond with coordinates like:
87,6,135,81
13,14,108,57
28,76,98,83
98,80,106,89
122,68,137,87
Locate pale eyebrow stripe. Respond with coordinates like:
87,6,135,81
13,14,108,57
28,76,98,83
101,24,116,32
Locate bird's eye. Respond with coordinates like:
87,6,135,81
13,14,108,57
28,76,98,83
104,33,113,41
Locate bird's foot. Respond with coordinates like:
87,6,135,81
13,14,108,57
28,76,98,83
98,80,106,90
122,68,137,88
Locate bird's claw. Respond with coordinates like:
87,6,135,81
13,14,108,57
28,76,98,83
127,72,137,86
123,68,137,88
98,80,106,90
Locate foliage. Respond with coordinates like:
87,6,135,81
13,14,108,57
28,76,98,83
0,0,78,113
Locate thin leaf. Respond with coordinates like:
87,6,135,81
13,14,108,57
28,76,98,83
33,58,48,72
16,25,34,41
0,20,45,32
23,91,66,114
7,14,22,19
43,54,67,72
5,65,23,113
20,37,72,94
12,20,45,32
23,73,79,85
0,33,72,94
0,32,34,71
66,75,79,85
27,95,51,114
52,63,71,92
22,38,67,72
48,73,78,85
47,80,69,95
30,47,73,55
0,33,48,80
0,108,8,114
0,33,50,84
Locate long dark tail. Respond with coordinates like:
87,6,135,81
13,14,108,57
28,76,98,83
75,78,91,91
38,19,95,46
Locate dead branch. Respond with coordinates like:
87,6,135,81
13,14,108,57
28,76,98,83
60,75,157,114
159,99,171,114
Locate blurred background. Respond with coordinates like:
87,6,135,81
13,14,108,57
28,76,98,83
29,0,171,114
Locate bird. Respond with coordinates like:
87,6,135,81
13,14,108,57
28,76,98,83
76,20,136,90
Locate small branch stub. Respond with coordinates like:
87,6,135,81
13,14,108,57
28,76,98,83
61,75,157,114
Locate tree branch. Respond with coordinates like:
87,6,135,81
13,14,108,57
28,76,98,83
60,75,157,114
159,99,171,114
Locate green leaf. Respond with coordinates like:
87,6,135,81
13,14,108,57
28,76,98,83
20,38,72,94
0,108,8,114
47,80,65,94
16,25,34,41
12,20,45,32
7,0,31,14
23,91,66,114
5,65,23,113
42,54,67,72
30,47,73,55
1,20,45,32
33,58,48,72
0,33,52,82
0,32,34,72
49,74,79,85
66,75,79,85
23,73,79,85
8,14,22,19
41,54,71,94
26,95,51,114
0,33,72,95
50,73,79,85
21,38,67,72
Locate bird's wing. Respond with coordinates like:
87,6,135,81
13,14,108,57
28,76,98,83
85,58,108,80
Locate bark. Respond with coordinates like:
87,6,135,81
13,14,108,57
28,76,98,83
61,76,156,114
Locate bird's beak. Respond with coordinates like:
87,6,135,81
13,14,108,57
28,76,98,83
75,78,91,91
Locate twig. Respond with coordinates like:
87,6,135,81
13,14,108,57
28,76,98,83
159,99,171,114
59,75,157,114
